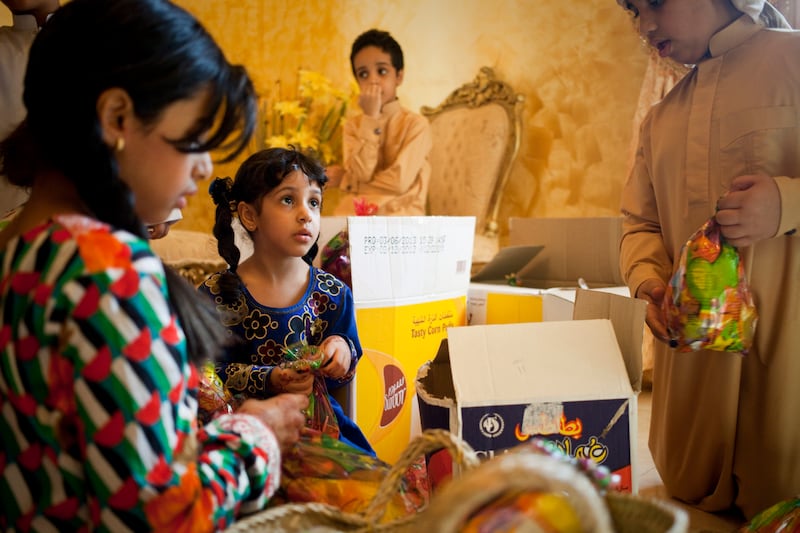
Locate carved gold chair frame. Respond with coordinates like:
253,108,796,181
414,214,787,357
421,66,524,239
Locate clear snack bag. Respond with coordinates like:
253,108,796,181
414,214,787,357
664,217,758,353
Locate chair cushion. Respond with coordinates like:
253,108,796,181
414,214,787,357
427,103,509,233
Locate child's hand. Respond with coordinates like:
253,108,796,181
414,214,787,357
716,174,780,247
636,278,670,345
359,83,382,118
270,366,314,395
318,335,352,379
237,394,309,453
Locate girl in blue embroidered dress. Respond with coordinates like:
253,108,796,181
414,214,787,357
201,147,374,455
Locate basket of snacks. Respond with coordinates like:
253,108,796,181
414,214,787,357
225,429,481,533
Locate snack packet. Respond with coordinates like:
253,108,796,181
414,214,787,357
279,429,430,521
282,340,340,439
319,197,378,288
663,217,757,353
197,361,236,425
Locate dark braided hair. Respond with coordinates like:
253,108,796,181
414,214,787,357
2,0,257,364
208,147,327,305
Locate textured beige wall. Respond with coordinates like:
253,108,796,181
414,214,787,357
171,0,649,234
3,1,649,235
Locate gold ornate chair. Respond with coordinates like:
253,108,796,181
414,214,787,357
421,66,524,265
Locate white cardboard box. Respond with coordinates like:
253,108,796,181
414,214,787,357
344,216,475,463
417,289,647,493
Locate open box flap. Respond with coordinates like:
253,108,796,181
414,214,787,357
572,288,647,393
470,244,544,284
509,217,624,287
446,320,633,408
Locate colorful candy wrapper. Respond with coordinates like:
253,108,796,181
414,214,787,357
739,497,800,533
197,360,236,425
319,197,378,289
277,429,430,522
282,340,340,439
664,217,757,353
320,230,351,288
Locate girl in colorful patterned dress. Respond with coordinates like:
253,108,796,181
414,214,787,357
201,147,375,456
0,0,308,530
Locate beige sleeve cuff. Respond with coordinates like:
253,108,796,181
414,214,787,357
775,176,800,236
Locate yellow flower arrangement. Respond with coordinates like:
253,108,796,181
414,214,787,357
258,70,355,165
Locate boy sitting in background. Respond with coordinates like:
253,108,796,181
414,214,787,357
326,28,431,216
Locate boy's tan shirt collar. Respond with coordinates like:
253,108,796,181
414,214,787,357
709,14,764,58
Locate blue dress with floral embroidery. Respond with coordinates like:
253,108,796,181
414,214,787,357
198,266,374,455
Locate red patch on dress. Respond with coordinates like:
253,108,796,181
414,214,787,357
15,510,34,532
123,328,152,362
16,336,39,361
10,272,39,294
33,283,53,306
107,477,139,510
94,411,125,447
51,228,72,244
110,269,139,299
0,325,11,350
146,455,172,486
160,318,180,346
8,391,36,416
18,442,43,470
45,497,79,520
73,284,101,319
82,346,112,381
136,390,161,426
89,496,101,526
168,381,182,404
187,365,199,389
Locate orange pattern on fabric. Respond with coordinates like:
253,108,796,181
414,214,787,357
144,463,215,533
76,230,132,272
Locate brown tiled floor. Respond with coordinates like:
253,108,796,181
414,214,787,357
638,391,745,533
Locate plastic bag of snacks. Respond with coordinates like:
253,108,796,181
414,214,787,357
320,230,352,288
319,197,378,288
664,216,757,353
739,497,800,532
197,360,237,425
278,429,430,521
282,340,340,439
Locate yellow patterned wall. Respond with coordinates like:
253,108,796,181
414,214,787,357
2,2,648,235
171,0,648,235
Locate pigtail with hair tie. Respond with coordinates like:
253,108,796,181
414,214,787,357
208,177,234,207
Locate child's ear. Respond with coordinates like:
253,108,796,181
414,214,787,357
396,69,404,86
96,87,134,150
238,202,258,232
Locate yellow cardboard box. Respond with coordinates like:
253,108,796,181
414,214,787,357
347,216,474,462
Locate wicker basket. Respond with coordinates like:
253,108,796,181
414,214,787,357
225,430,688,533
225,429,480,533
606,491,689,533
413,446,689,533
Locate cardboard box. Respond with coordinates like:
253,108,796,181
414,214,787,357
467,284,576,325
417,289,647,493
466,216,628,325
346,216,475,463
508,216,624,288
